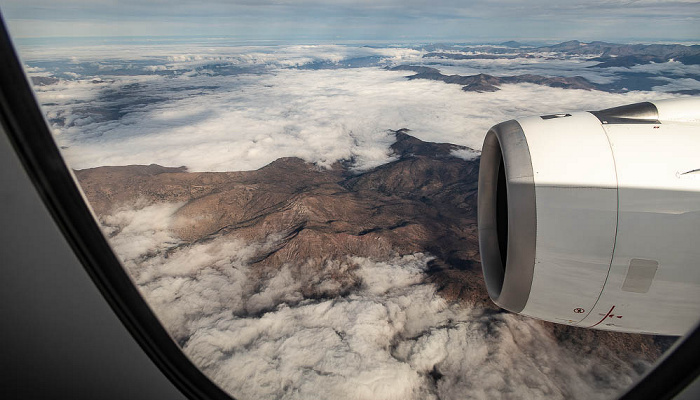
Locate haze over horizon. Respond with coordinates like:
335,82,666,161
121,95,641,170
1,0,699,42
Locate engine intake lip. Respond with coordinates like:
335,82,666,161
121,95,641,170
478,120,537,313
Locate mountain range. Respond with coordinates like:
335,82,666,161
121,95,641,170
75,130,675,364
423,40,700,67
390,66,600,92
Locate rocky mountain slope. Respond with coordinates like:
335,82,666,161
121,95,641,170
75,130,674,364
76,130,486,305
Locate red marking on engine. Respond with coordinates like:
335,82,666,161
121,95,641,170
589,305,616,328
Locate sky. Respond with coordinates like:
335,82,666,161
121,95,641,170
1,0,699,42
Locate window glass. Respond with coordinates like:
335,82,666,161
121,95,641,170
3,1,698,399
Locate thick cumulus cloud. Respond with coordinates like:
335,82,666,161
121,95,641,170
25,43,678,172
101,203,647,400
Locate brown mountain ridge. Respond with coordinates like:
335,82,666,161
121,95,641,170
74,129,674,363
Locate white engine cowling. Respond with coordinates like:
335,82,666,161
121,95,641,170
478,98,700,335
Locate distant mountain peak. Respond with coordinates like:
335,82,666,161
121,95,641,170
390,129,467,158
558,39,581,46
499,40,526,48
396,67,600,92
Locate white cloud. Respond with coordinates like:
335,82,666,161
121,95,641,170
607,60,700,77
424,56,621,85
98,203,650,400
99,200,184,261
27,44,678,172
18,42,421,67
450,148,480,161
652,77,700,92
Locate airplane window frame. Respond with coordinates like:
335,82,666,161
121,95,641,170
0,13,697,400
0,18,232,400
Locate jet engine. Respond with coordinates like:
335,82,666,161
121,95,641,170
478,98,700,335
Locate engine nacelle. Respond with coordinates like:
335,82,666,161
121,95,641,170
478,98,700,335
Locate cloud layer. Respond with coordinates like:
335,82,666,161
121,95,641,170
25,43,685,172
101,202,648,400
